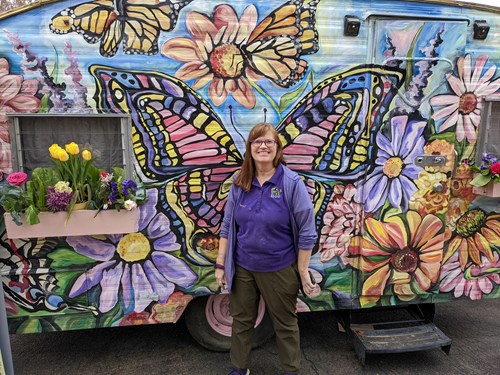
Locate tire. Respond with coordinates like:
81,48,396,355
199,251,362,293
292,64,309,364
184,294,274,352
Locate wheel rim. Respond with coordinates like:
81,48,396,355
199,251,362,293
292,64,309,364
205,294,266,337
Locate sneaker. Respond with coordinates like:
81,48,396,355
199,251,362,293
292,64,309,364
228,367,250,375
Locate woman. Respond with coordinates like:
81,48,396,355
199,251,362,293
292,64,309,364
215,123,317,375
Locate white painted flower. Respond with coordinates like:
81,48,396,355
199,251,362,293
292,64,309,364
431,54,500,143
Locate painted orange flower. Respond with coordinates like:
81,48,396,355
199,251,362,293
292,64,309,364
423,139,455,173
161,4,261,108
443,209,500,270
446,197,470,231
350,211,446,306
450,162,476,201
409,171,449,215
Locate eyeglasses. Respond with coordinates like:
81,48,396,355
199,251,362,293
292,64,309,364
250,139,277,147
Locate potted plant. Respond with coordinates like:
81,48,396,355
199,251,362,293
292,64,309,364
470,153,500,197
0,142,147,238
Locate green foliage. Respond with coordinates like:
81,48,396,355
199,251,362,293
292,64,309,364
279,76,310,113
323,265,353,294
28,167,59,210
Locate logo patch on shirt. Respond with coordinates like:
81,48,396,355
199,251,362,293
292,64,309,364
271,187,281,198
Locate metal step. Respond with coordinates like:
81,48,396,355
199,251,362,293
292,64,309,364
350,323,452,365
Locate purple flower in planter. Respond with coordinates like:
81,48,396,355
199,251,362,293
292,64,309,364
355,115,425,213
67,189,197,314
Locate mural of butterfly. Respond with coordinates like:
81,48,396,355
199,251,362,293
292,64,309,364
0,235,96,317
241,0,320,88
90,64,404,265
49,0,193,57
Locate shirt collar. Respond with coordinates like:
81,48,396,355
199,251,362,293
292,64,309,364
252,163,283,187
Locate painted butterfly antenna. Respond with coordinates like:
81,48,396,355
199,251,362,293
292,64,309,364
228,105,245,143
263,107,267,123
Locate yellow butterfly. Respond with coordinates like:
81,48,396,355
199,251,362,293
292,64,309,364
49,0,193,57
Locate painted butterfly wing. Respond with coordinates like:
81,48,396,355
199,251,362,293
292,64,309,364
50,0,193,57
91,65,243,264
121,0,193,56
244,0,320,88
90,65,243,181
162,165,240,264
277,65,405,180
49,0,116,44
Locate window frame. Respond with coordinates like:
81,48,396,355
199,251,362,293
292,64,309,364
8,113,134,178
475,96,500,165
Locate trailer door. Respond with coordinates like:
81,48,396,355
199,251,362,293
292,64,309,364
354,18,468,306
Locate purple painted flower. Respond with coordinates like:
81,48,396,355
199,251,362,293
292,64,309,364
355,115,425,212
67,189,197,313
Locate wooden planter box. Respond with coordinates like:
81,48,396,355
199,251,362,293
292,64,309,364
472,182,500,198
3,209,140,239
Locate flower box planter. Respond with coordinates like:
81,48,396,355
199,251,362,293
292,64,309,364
472,182,500,198
3,209,140,239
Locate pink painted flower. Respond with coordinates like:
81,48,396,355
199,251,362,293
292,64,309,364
439,251,500,300
0,57,40,140
318,184,363,264
430,54,500,142
161,4,262,108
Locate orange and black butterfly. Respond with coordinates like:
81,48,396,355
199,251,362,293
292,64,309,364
242,0,320,87
49,0,193,57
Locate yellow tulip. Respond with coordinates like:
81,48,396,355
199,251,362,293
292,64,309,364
82,150,92,161
49,144,61,159
65,142,80,155
57,149,69,162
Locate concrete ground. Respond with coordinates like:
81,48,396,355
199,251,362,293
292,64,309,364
7,298,499,375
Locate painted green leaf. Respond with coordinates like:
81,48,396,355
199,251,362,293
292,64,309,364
278,76,310,113
48,247,96,269
16,318,43,333
323,265,353,293
429,131,456,143
300,290,336,311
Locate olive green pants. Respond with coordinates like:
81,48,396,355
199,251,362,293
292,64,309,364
230,264,301,373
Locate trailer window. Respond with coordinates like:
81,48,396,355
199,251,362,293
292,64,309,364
8,115,134,177
475,100,500,163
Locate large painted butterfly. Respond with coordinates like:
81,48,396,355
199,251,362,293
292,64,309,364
49,0,193,57
238,0,320,88
90,64,404,265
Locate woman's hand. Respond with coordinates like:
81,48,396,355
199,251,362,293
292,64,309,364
215,268,226,290
299,270,315,297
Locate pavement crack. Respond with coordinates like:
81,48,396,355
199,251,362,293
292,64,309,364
302,347,320,375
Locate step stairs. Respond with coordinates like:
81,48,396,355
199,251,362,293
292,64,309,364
350,322,451,365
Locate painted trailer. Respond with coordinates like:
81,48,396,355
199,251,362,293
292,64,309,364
1,0,499,358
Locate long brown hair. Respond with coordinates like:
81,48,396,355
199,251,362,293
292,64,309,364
234,123,286,192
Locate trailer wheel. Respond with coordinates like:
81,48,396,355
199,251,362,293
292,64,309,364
184,294,274,352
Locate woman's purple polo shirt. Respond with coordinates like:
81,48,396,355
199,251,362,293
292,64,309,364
233,164,295,272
